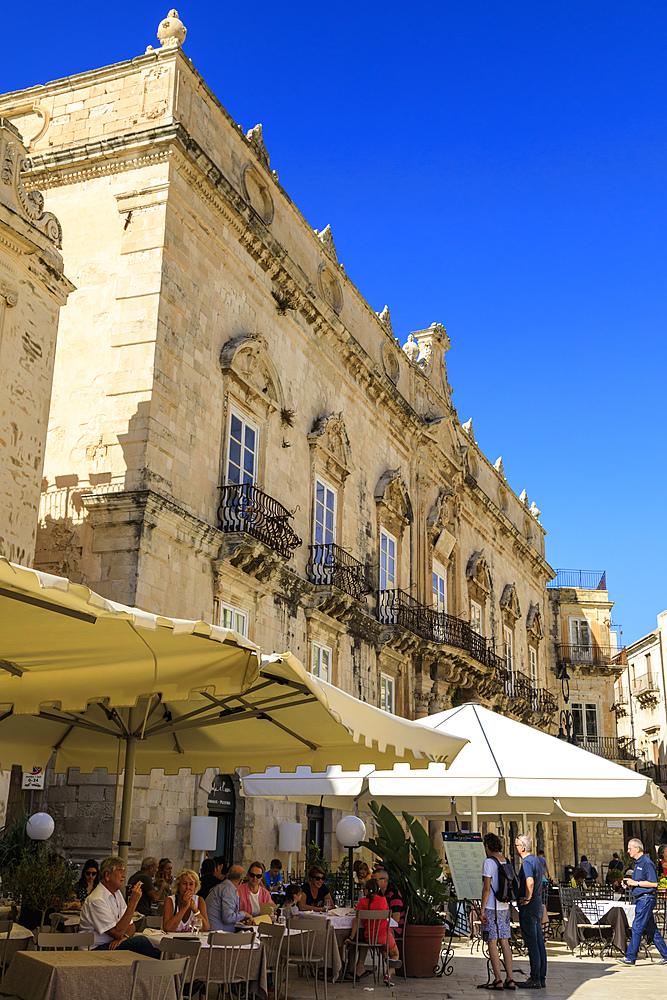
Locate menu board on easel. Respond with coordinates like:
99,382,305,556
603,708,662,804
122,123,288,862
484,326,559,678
442,832,486,900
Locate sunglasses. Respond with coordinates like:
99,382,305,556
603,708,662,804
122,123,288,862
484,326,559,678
312,875,325,881
248,872,262,879
85,871,97,876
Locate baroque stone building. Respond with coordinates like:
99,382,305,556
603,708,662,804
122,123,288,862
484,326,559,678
0,13,625,874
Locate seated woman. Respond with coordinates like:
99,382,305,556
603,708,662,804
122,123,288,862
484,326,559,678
354,861,371,896
238,862,274,918
281,884,305,920
299,865,333,912
570,867,588,890
163,869,210,932
344,879,399,983
70,859,100,909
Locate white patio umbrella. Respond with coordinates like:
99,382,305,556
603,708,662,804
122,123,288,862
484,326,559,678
242,702,667,828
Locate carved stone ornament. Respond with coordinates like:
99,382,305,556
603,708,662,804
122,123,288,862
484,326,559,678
157,9,187,47
0,120,62,248
529,500,541,520
246,124,270,170
241,164,274,224
0,281,18,307
500,582,521,621
377,305,393,336
3,104,50,150
427,487,459,540
308,412,355,484
526,603,543,641
317,263,343,314
466,551,492,596
461,418,475,442
494,456,504,477
374,469,413,526
381,343,400,385
314,224,337,263
220,332,284,407
402,332,419,363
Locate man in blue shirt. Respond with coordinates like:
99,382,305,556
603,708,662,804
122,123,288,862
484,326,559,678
515,834,547,989
617,837,667,966
207,865,253,932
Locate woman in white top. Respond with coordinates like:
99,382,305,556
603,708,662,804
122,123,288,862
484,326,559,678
163,869,210,933
479,833,515,990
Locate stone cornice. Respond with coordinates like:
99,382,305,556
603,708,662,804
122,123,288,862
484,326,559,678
464,474,555,582
81,488,222,553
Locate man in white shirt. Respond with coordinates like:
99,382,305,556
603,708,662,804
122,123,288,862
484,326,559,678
80,855,159,956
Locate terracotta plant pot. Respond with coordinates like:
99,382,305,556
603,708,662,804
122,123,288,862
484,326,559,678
403,923,446,977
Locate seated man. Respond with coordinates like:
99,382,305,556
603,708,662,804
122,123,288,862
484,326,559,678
207,865,254,932
126,856,167,916
80,855,159,956
374,868,405,936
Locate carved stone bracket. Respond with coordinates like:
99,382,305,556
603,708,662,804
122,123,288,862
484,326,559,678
215,535,286,584
0,280,18,307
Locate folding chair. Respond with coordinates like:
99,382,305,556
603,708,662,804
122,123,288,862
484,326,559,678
37,931,95,950
345,909,393,987
130,957,188,1000
159,936,202,1000
204,930,254,1000
285,916,330,1000
257,924,286,996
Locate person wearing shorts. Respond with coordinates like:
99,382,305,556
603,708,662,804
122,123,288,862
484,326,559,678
480,833,515,990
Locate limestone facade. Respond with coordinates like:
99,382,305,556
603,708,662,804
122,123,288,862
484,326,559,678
0,26,617,876
0,119,73,565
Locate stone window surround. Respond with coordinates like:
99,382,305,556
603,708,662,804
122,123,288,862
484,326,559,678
221,391,267,490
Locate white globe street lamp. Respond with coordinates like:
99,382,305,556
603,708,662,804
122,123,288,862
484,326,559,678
26,812,55,841
336,816,366,905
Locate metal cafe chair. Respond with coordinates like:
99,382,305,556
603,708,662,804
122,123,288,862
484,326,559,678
285,916,330,1000
130,957,188,1000
345,909,394,987
257,923,287,997
159,936,202,1000
204,930,254,1000
37,931,95,951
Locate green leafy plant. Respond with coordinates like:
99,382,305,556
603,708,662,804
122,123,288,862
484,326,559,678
0,809,36,876
360,801,450,925
2,844,78,928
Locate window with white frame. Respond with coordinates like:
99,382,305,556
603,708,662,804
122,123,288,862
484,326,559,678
470,600,482,635
226,411,258,485
569,617,592,662
312,642,331,683
314,478,337,546
572,702,598,740
432,563,447,614
219,602,248,637
529,646,538,686
380,673,395,714
380,529,397,590
504,627,514,694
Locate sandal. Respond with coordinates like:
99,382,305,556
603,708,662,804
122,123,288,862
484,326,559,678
504,981,516,990
477,981,504,990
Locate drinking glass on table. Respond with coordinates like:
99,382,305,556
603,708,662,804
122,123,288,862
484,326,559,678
191,912,203,933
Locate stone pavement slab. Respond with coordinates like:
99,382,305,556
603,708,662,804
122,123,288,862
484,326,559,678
283,939,666,1000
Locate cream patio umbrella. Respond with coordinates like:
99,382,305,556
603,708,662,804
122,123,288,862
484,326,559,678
0,560,467,861
242,702,667,828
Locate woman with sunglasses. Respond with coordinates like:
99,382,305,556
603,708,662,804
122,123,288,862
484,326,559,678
238,862,274,918
74,859,99,904
299,865,333,912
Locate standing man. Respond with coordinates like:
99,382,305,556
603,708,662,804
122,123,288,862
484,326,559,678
515,834,547,989
617,837,667,966
80,855,159,955
126,856,168,916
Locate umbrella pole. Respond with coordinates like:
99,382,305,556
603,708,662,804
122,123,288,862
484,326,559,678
471,796,478,833
118,737,137,868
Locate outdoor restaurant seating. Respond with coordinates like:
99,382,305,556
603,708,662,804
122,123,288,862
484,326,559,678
344,909,393,986
285,916,331,1000
204,930,255,1000
129,956,187,1000
36,931,94,951
257,923,287,991
158,937,202,1000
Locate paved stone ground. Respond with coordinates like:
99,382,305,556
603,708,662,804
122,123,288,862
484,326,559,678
285,939,666,1000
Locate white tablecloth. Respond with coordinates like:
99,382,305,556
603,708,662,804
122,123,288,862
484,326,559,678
576,900,635,927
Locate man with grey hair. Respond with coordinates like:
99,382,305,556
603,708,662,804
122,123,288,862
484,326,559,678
617,838,667,966
126,856,168,916
207,864,254,931
515,834,546,989
80,855,159,956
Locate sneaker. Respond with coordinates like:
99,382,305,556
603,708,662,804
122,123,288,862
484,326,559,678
516,981,542,989
617,958,635,966
384,974,395,986
658,958,667,966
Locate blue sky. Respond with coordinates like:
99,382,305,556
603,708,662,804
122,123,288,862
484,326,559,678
3,2,666,644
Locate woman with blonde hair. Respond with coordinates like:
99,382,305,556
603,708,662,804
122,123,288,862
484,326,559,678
163,868,210,933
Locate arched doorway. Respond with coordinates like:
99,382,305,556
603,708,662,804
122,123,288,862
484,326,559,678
207,774,235,862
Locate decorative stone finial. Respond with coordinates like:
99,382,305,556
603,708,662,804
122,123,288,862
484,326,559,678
402,332,419,363
462,418,474,441
376,305,393,335
529,501,541,520
246,124,270,169
494,456,504,476
519,489,529,507
157,9,187,48
314,224,338,263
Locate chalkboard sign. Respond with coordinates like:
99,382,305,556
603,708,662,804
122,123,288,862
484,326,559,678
442,832,486,901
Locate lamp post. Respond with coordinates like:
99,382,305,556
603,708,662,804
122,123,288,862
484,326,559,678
336,816,366,906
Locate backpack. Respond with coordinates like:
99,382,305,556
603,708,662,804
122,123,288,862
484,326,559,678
490,856,520,903
590,865,598,881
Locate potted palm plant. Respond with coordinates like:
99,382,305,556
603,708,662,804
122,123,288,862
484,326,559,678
361,801,449,977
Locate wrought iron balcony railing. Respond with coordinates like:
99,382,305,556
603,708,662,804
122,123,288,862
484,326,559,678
638,762,667,787
378,588,432,640
218,483,302,559
633,673,661,700
547,569,607,590
536,688,558,715
557,644,627,669
307,543,368,600
576,736,643,762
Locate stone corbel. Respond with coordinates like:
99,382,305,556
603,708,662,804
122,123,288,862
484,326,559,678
0,280,18,307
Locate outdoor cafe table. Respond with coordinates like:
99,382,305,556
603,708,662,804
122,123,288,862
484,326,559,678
144,929,268,994
563,900,635,955
291,909,398,979
0,950,176,1000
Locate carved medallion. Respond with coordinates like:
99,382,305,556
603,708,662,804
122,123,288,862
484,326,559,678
381,343,400,385
242,164,274,225
317,263,343,314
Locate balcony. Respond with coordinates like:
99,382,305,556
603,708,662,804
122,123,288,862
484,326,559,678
633,672,661,704
548,569,607,590
576,736,643,762
218,483,302,559
307,543,368,601
378,588,433,641
557,644,627,672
